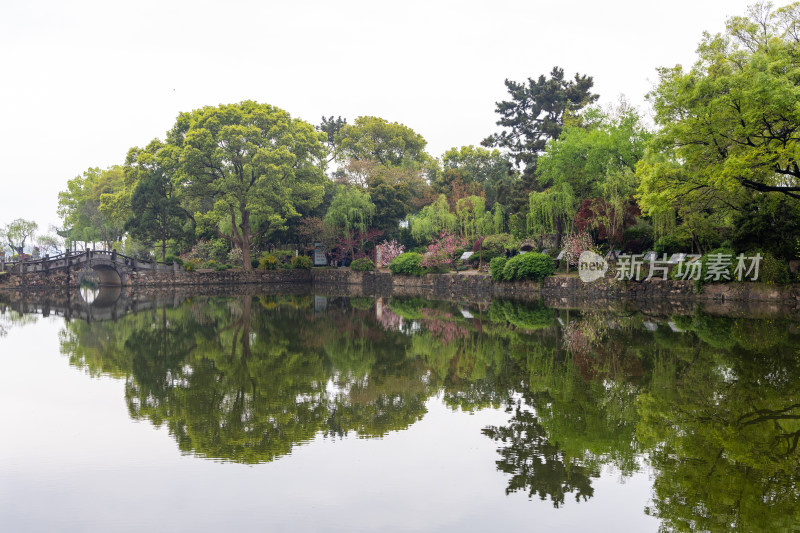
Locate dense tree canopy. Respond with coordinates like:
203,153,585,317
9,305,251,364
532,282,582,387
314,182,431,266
637,2,800,257
643,2,800,201
334,116,432,170
57,166,127,250
532,105,650,247
167,101,328,269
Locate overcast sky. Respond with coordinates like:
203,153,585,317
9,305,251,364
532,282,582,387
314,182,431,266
0,0,757,234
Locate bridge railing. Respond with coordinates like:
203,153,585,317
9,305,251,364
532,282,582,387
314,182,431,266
1,249,179,274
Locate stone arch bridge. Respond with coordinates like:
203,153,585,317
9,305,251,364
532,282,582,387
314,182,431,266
0,250,178,287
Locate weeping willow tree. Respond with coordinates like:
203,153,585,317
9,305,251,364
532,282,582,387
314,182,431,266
590,167,640,248
455,195,486,240
651,209,676,240
527,182,576,248
410,194,458,243
324,186,376,258
487,203,506,235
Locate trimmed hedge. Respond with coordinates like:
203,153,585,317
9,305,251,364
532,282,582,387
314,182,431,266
489,257,507,281
502,252,555,282
389,252,424,276
350,257,376,272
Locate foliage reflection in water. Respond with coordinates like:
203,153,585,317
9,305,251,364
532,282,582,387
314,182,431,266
19,291,800,531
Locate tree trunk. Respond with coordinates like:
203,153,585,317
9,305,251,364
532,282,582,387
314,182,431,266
554,218,564,250
240,210,252,270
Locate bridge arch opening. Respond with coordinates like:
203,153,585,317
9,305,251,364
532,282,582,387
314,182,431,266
89,265,123,287
76,285,122,308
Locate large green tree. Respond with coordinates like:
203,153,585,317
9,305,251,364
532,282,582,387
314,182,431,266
437,145,513,209
167,101,327,269
328,116,434,239
483,66,599,181
640,2,800,203
638,2,800,255
126,169,186,262
57,167,128,250
533,105,650,247
124,140,189,261
334,116,432,170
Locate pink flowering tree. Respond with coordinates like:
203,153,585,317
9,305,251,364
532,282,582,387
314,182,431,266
562,231,595,266
421,232,467,272
377,240,404,267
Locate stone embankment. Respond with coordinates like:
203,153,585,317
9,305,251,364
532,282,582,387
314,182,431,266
2,265,799,309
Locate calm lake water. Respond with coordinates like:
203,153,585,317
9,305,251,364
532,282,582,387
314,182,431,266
1,288,799,532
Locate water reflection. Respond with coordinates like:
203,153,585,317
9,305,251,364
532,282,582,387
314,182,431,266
3,288,800,531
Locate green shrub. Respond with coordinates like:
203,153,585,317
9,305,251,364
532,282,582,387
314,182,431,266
424,263,450,274
622,221,655,253
259,253,278,270
482,233,517,261
502,252,555,282
214,263,232,271
274,249,295,263
755,251,790,284
164,254,184,266
389,252,424,276
489,257,507,281
503,255,522,281
350,257,375,272
685,247,735,292
291,255,313,269
184,260,197,272
211,240,230,262
251,259,259,269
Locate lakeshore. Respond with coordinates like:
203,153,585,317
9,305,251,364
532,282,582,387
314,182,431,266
2,267,798,319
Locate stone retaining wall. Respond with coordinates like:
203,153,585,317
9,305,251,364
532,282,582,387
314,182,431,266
0,267,311,289
314,270,800,307
2,265,799,308
129,268,311,287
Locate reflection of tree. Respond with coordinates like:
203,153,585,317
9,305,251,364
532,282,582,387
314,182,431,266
127,297,332,463
0,305,38,337
59,295,437,462
638,314,800,532
49,290,800,527
319,305,432,438
488,299,555,331
483,401,597,507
